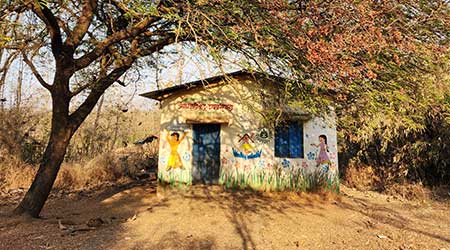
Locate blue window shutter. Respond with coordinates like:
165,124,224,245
275,126,289,157
289,122,304,158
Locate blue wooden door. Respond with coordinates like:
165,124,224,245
192,124,221,184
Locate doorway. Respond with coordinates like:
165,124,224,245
192,124,221,184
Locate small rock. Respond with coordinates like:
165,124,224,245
127,214,137,222
58,220,68,230
87,217,104,227
60,219,77,225
377,234,388,239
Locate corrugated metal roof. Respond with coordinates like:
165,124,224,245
139,70,286,101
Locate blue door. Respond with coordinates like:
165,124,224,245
192,124,221,184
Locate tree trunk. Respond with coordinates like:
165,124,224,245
13,71,74,218
16,57,23,110
13,122,73,217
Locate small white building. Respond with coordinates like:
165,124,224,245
141,70,339,191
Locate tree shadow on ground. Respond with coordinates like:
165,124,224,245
338,194,450,244
3,182,449,250
130,231,217,250
153,185,332,250
0,180,170,250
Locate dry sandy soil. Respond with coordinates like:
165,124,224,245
0,181,449,250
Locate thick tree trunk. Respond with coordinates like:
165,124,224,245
13,122,73,217
13,71,74,218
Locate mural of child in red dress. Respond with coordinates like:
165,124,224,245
166,131,186,170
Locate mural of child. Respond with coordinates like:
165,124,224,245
166,130,187,170
311,134,331,167
232,133,262,159
239,133,255,155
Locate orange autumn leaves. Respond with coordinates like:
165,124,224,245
186,0,447,98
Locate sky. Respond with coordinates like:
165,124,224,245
0,42,245,112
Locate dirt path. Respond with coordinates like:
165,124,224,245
1,182,449,250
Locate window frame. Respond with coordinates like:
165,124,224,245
274,121,304,158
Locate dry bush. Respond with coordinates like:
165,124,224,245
383,182,433,201
1,142,159,192
66,109,160,162
342,160,450,201
84,152,126,185
0,108,48,164
343,161,381,191
0,105,160,192
53,164,85,190
0,155,36,190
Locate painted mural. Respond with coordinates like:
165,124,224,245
219,124,339,192
255,128,271,143
232,133,262,159
154,74,339,192
166,131,187,170
311,134,332,172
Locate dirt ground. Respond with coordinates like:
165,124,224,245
0,181,449,250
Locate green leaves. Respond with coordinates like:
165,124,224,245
36,0,48,8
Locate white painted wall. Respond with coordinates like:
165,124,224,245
155,75,338,187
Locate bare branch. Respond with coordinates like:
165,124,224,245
69,32,175,130
30,2,63,56
0,51,20,90
69,83,91,97
68,62,133,130
22,53,52,90
65,0,97,48
74,16,160,70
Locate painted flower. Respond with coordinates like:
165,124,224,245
182,153,190,162
257,160,265,169
302,161,309,169
329,152,337,160
160,157,168,165
281,159,291,168
307,152,316,160
266,163,273,170
330,163,337,171
321,164,329,172
221,157,228,165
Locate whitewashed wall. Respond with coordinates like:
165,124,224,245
155,75,339,189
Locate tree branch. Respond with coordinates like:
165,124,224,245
74,16,160,70
69,33,176,130
65,0,97,48
70,83,91,97
68,62,133,130
30,2,63,56
22,53,52,90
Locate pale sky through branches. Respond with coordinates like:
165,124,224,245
1,42,245,111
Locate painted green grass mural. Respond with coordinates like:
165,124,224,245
158,162,339,193
219,165,339,193
158,168,192,187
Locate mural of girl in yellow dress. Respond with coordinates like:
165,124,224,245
166,131,186,170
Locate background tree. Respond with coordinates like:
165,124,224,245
1,0,448,217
